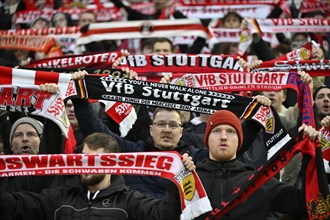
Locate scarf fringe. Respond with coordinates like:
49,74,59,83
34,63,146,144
119,109,137,137
180,196,212,220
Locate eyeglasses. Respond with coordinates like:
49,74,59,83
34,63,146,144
152,122,182,129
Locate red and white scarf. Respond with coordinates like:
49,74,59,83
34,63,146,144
176,0,275,19
0,152,212,220
25,51,123,69
0,84,69,138
0,66,136,138
76,19,212,45
0,35,56,53
319,126,330,161
14,6,121,24
248,18,330,34
67,74,329,219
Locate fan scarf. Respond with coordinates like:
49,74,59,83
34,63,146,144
300,1,330,15
0,151,212,220
25,51,123,69
14,6,121,24
0,85,69,138
0,35,55,53
76,19,212,46
175,0,277,19
207,137,329,220
0,66,136,138
254,59,330,77
248,18,330,34
25,53,243,75
65,73,309,150
167,71,329,160
65,74,329,219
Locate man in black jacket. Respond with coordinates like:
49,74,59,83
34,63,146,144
167,109,319,220
0,132,195,220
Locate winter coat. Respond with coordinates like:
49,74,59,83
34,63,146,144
196,158,306,220
0,175,173,220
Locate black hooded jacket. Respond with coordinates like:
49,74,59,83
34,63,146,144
196,158,306,220
0,175,174,220
166,158,307,220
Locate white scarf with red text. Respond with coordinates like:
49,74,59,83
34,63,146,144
0,152,212,220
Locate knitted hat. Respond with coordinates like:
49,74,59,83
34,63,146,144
10,117,43,145
313,84,330,100
204,110,243,151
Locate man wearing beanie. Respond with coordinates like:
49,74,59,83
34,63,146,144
166,109,320,220
9,117,43,155
0,84,68,194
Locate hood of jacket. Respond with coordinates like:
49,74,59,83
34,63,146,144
66,175,129,198
197,158,255,173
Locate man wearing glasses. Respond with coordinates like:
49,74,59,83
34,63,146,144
71,70,207,200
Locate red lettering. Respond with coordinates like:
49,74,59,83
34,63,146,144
86,154,97,166
209,75,216,85
0,87,13,106
100,154,117,166
195,75,204,85
263,74,270,83
254,106,270,123
118,154,135,166
156,156,173,170
49,155,66,167
32,90,52,109
67,154,83,166
15,88,34,107
271,74,278,84
6,157,23,170
143,155,158,168
0,158,6,170
218,74,227,84
299,19,306,25
135,155,145,167
22,156,48,168
272,18,279,25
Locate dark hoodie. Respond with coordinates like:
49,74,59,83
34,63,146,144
0,175,173,220
191,158,307,220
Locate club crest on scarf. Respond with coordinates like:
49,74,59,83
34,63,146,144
175,168,196,201
307,193,330,220
140,22,153,35
251,105,275,134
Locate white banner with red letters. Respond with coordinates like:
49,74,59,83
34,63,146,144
0,151,212,220
14,7,121,24
0,66,135,138
249,18,330,33
0,85,69,138
176,4,272,19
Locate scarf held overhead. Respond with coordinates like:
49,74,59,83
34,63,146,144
0,66,136,138
66,75,291,151
0,85,69,138
0,151,212,220
66,74,329,219
77,19,212,45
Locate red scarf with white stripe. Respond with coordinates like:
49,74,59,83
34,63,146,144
77,19,212,45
